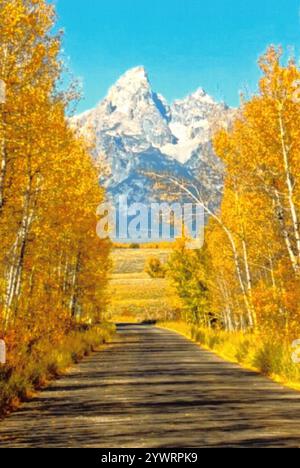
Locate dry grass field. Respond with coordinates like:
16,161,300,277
106,248,181,323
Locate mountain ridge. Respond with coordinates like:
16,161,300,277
73,66,232,207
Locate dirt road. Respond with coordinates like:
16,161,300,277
1,324,300,448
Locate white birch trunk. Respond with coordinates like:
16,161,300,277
278,112,300,274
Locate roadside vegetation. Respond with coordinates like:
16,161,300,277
159,321,300,389
164,47,300,389
0,0,113,415
0,324,115,416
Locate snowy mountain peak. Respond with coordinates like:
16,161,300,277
192,87,207,97
107,66,150,99
173,87,216,107
73,67,232,205
88,66,174,148
120,65,149,83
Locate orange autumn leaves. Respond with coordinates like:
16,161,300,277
0,1,110,354
169,47,300,342
211,46,300,339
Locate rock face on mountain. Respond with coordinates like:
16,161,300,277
73,66,231,206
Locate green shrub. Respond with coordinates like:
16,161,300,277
145,257,166,278
235,338,252,362
207,333,223,349
192,328,206,344
254,341,284,376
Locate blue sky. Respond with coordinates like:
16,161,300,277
54,0,300,113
